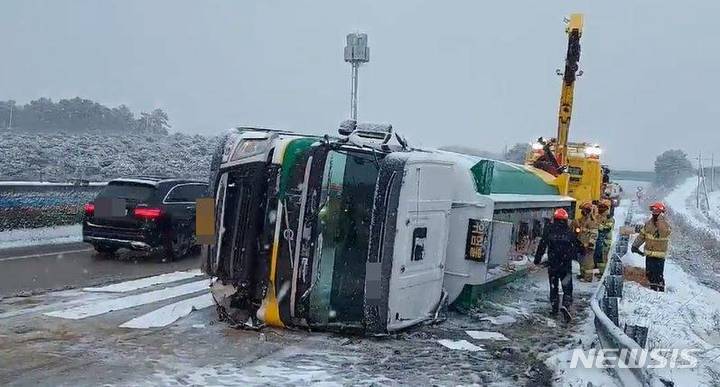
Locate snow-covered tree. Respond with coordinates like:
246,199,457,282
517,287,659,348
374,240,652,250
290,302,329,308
0,98,171,135
504,143,531,164
654,149,693,188
0,130,219,181
138,109,171,135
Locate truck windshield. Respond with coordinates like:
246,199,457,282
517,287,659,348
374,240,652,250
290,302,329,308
308,149,380,325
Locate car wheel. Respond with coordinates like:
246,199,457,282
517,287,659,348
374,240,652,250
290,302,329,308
163,231,190,262
94,245,118,254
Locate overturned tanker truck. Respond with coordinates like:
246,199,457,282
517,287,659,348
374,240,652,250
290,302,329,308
203,122,574,334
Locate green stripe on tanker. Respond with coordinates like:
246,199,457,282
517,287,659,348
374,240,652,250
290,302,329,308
471,159,560,195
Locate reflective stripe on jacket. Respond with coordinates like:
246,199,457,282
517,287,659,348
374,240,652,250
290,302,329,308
571,214,599,249
632,215,671,258
597,212,615,244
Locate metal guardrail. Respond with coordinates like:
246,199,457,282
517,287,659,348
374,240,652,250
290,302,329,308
589,202,662,386
0,184,104,230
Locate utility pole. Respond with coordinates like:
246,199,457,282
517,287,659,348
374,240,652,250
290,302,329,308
711,154,715,192
697,152,702,209
701,160,711,211
7,103,13,129
696,152,712,211
344,33,369,121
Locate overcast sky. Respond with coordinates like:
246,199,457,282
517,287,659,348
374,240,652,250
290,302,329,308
1,1,717,169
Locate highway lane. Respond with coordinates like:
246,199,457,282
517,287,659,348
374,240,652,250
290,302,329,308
0,242,201,297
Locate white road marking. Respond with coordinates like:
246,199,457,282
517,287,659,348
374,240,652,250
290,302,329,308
119,293,214,329
83,269,204,293
0,248,93,262
44,279,211,320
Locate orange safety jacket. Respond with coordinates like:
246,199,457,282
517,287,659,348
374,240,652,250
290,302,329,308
632,215,671,258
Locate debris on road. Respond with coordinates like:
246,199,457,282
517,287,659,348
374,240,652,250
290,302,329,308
437,339,484,351
465,330,509,341
480,315,517,325
120,293,214,329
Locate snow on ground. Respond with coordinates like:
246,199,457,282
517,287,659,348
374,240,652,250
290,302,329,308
545,314,619,387
542,203,633,387
618,178,720,385
707,190,720,226
620,249,720,386
436,339,484,351
148,351,395,387
465,330,509,341
0,223,81,249
665,176,720,239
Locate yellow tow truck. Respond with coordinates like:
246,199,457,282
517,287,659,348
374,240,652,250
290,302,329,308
525,13,604,217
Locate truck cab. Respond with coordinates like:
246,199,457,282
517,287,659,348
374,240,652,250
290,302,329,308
207,123,573,333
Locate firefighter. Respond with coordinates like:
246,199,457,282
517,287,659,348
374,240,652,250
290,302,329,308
572,202,600,282
594,199,615,272
631,202,671,291
534,208,583,321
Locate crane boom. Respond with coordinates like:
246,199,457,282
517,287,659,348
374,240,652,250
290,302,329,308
555,13,583,166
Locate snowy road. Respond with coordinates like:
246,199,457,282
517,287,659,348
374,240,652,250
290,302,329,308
0,258,606,386
0,190,654,386
0,242,201,297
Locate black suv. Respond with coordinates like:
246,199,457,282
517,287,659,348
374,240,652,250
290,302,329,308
82,176,208,260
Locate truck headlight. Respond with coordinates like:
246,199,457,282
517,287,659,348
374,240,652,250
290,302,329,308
584,145,602,157
230,139,269,161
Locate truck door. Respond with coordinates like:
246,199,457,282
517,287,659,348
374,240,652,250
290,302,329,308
386,162,453,331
